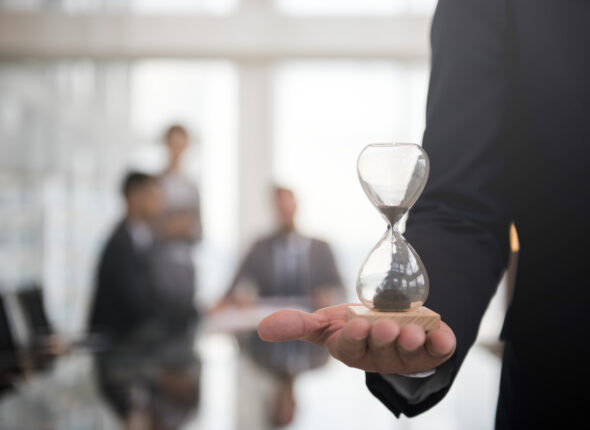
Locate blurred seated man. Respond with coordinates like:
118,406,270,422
218,187,344,428
88,172,163,342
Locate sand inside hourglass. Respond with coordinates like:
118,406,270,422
372,284,423,312
372,204,424,312
377,205,408,226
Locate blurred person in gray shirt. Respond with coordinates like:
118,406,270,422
218,187,344,428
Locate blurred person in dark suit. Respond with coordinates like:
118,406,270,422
259,0,590,428
150,125,202,330
88,172,163,340
89,171,201,429
218,187,344,428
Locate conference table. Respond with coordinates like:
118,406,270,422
0,299,311,430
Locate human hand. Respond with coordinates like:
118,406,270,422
258,304,455,374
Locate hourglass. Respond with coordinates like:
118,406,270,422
347,143,440,331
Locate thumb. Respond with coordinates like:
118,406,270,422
258,309,324,343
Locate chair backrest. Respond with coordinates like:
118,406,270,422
0,294,22,394
16,284,52,337
15,284,58,371
0,295,17,355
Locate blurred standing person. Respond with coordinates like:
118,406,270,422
151,125,202,332
218,187,344,428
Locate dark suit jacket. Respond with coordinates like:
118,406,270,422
366,0,590,425
88,221,156,340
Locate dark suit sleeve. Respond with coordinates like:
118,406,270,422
365,0,513,417
90,226,155,335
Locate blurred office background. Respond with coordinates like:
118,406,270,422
0,1,508,429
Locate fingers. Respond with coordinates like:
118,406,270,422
424,322,456,358
390,323,456,374
259,307,457,375
369,319,400,348
397,323,426,352
395,323,427,364
367,319,400,370
328,318,371,365
258,309,324,343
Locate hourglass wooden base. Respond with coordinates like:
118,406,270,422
347,305,441,331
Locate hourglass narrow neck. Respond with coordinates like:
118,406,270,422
386,224,404,241
377,205,408,230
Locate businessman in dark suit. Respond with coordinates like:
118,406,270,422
258,0,590,427
88,172,163,340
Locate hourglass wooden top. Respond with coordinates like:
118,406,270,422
347,305,441,332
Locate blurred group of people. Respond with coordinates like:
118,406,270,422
89,125,201,342
87,125,344,429
88,125,203,430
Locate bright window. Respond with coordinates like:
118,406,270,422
273,60,429,292
275,0,436,15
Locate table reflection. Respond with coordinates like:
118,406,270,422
95,325,201,430
0,299,304,430
0,327,201,430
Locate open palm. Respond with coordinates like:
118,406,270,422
258,304,455,374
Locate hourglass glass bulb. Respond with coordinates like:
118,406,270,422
356,143,430,312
